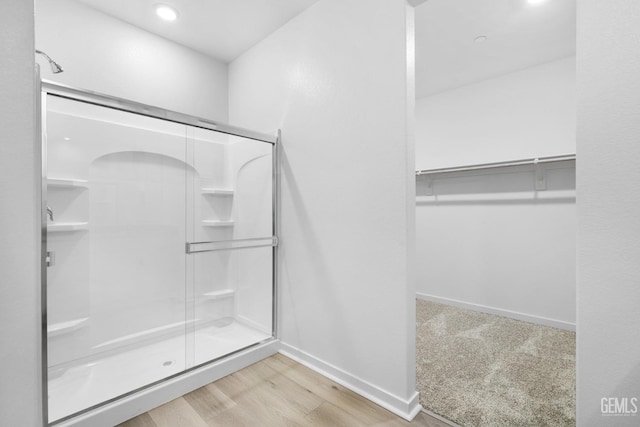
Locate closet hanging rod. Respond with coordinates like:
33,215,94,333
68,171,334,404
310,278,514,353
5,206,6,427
415,154,576,176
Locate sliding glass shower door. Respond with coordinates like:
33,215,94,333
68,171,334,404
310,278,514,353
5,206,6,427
44,89,276,423
185,127,274,368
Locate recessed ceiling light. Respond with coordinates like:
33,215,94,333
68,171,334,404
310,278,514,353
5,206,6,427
156,4,178,21
527,0,547,5
474,35,487,43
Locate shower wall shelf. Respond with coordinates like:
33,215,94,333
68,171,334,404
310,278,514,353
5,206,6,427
201,188,234,196
47,178,89,188
48,317,89,338
48,222,89,232
202,289,235,300
202,220,234,227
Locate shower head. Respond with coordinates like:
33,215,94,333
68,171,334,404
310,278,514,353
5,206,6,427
35,49,64,74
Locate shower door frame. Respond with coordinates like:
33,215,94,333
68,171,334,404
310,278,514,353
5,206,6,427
39,78,280,426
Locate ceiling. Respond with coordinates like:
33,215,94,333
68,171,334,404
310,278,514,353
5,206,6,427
75,0,320,62
415,0,576,98
73,0,575,98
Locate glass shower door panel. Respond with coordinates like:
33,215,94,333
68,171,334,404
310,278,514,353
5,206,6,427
190,247,273,366
46,95,188,422
186,128,274,367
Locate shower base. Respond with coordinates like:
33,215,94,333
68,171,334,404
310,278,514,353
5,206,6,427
48,319,271,423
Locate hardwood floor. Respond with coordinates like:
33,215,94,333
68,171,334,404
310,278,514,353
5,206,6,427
119,354,451,427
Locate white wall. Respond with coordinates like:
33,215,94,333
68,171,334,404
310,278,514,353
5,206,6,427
35,0,228,121
415,57,577,329
416,164,576,329
577,0,640,424
0,0,43,425
416,56,576,170
229,0,419,419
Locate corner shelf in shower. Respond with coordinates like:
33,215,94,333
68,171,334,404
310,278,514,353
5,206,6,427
47,317,88,338
202,289,235,300
202,220,234,227
201,188,234,196
48,222,89,232
47,178,88,188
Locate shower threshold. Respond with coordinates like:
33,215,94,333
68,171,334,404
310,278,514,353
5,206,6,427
48,318,271,423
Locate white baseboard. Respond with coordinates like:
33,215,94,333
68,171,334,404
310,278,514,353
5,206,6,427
279,343,422,421
58,340,280,427
416,293,576,331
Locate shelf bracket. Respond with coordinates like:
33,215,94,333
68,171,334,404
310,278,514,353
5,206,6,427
46,251,55,267
535,163,547,191
422,175,434,196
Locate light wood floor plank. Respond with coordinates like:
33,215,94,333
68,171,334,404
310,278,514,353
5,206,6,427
210,385,309,427
208,403,302,427
216,368,322,425
413,412,455,427
273,360,399,425
375,411,453,427
257,369,324,415
212,359,279,401
305,401,367,427
118,354,452,427
183,383,236,424
147,397,209,427
264,352,299,372
118,412,157,427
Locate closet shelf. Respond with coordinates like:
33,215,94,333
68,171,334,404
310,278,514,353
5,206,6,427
202,220,234,227
415,154,576,176
48,222,89,232
48,317,88,338
47,178,88,188
202,289,235,300
201,188,234,196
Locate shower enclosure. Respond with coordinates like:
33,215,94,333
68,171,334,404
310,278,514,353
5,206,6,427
41,81,278,424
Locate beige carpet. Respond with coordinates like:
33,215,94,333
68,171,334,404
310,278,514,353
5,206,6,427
416,300,575,426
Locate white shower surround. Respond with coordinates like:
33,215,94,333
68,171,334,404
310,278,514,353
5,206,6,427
45,94,276,423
